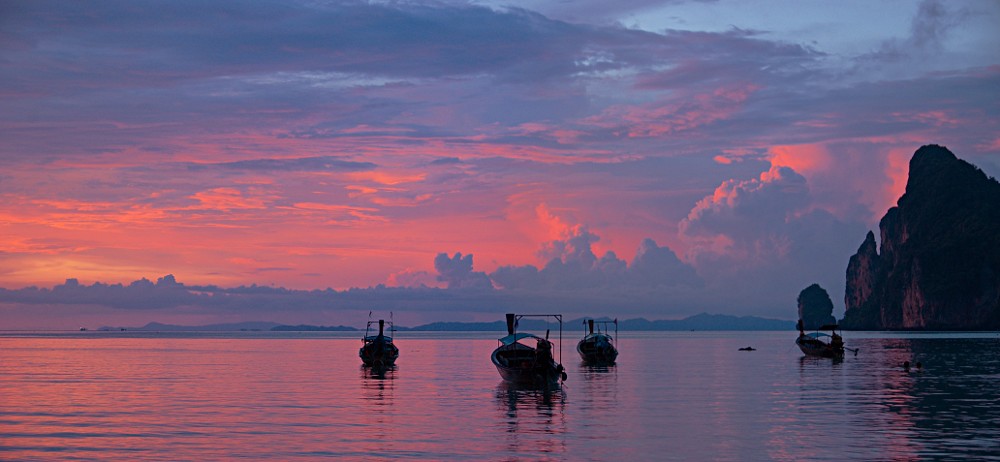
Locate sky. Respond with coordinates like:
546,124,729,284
1,0,998,329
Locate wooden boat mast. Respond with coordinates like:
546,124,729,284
507,313,563,365
585,318,618,340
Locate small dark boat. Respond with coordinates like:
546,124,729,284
576,318,618,365
491,313,566,388
359,319,399,367
795,321,849,358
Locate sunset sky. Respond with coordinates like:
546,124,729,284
2,0,999,328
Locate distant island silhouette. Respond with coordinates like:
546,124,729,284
111,313,794,332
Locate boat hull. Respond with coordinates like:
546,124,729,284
795,336,844,358
491,347,563,388
576,334,618,365
360,338,399,367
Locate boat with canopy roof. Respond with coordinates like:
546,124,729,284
491,313,566,388
796,321,856,358
359,317,399,368
576,318,618,365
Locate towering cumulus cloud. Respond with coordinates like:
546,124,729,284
678,162,866,313
681,165,810,264
433,253,493,290
489,225,701,292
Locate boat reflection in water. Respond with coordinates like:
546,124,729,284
360,363,396,401
495,381,567,457
576,318,618,365
491,313,567,389
361,362,397,380
495,381,566,416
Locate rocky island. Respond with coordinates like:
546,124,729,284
798,284,836,329
841,145,1000,330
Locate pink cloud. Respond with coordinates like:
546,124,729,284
386,268,442,288
680,164,809,263
767,144,833,175
511,122,587,145
891,110,960,128
765,140,919,223
535,203,573,242
189,188,271,211
582,83,761,139
976,137,1000,151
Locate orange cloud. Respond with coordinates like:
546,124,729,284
190,188,262,211
370,194,434,207
345,171,425,186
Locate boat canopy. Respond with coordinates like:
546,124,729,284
804,332,832,339
364,335,393,342
498,332,543,346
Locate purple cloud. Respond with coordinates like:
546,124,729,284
1,0,998,327
490,225,701,293
433,252,493,290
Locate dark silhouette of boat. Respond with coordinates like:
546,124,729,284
491,313,566,388
359,318,399,368
576,318,618,365
796,321,854,358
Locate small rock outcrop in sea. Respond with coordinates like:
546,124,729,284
797,283,836,329
841,145,1000,330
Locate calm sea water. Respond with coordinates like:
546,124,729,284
2,330,999,461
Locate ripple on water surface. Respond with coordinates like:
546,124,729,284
1,331,999,460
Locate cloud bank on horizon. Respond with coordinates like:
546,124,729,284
1,0,998,327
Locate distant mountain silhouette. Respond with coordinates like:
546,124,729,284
384,313,791,331
271,324,357,331
841,145,1000,330
132,321,282,331
124,313,793,332
614,313,793,331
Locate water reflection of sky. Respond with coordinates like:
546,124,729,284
1,332,999,460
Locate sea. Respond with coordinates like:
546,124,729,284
2,330,999,461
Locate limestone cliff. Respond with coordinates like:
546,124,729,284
842,231,881,328
841,145,1000,330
